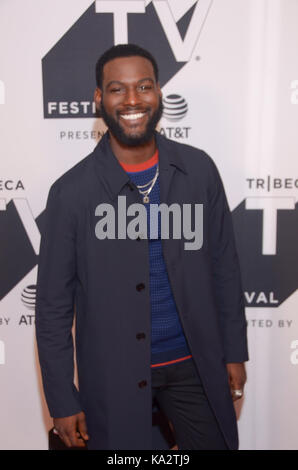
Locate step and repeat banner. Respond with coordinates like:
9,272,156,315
0,0,297,450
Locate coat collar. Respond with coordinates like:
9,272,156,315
92,131,187,202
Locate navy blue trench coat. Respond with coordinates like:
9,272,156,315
36,132,248,450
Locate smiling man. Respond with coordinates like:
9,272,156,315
96,54,163,149
36,44,248,450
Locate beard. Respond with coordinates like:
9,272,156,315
99,98,163,147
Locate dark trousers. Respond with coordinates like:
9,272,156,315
151,358,229,450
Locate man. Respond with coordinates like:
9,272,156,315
36,44,248,450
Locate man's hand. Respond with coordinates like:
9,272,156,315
53,411,89,448
226,362,247,401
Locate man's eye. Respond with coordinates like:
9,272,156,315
110,88,123,93
139,85,152,92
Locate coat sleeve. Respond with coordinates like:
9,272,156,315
206,156,249,363
35,181,82,418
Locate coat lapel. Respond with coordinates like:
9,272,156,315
92,132,131,202
155,132,187,205
155,133,189,318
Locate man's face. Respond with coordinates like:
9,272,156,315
94,56,163,146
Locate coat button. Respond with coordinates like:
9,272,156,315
136,332,146,340
138,380,147,388
136,283,145,291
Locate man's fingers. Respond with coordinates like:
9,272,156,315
229,377,244,401
226,362,246,401
66,428,86,447
55,426,86,448
57,430,73,448
232,391,243,401
53,413,89,448
77,413,89,441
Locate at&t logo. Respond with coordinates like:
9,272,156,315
163,94,188,122
160,93,191,140
21,285,37,310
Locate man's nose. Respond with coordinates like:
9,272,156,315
124,87,140,106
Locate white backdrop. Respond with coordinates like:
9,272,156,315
0,0,297,450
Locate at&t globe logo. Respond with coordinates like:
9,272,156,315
160,93,191,140
21,285,36,310
162,94,188,122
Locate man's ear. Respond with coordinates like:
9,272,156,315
94,87,102,106
157,82,162,100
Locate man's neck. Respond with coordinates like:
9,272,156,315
108,132,157,165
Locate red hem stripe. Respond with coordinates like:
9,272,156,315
119,150,158,172
150,355,192,368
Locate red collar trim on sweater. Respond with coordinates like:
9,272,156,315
119,150,158,173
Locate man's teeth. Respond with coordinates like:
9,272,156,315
121,112,145,120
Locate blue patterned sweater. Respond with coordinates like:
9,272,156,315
120,151,192,368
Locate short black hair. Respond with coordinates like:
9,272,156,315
95,43,159,89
